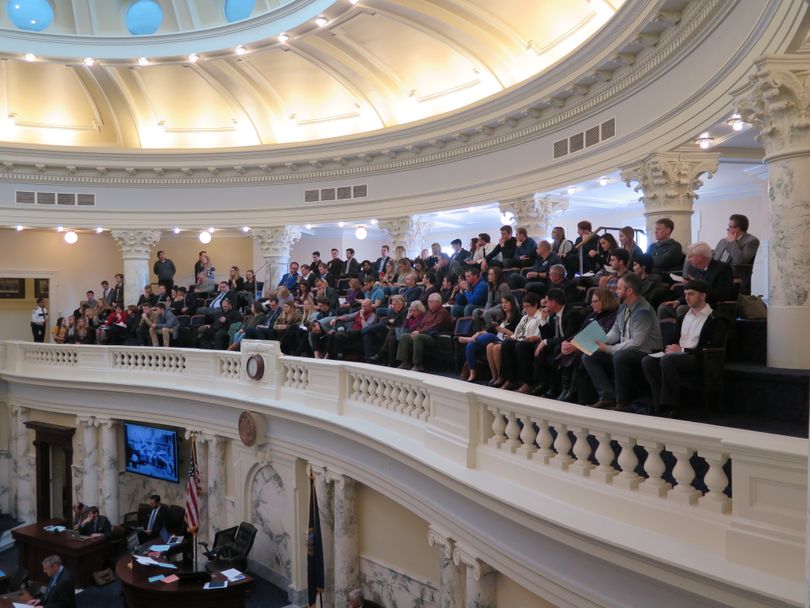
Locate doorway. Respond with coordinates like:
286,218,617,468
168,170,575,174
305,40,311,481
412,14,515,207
24,421,74,521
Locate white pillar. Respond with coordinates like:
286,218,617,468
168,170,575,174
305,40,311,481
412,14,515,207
251,226,302,291
453,545,496,608
735,54,810,370
13,406,34,524
205,434,226,543
428,526,464,608
77,416,99,508
317,469,336,608
620,152,720,248
8,404,17,520
499,194,569,239
333,475,359,608
378,217,430,259
98,418,119,524
110,230,162,307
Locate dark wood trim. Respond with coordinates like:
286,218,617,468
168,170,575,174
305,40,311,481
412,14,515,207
24,422,75,521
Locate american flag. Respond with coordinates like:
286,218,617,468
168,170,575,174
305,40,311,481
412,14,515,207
185,436,202,535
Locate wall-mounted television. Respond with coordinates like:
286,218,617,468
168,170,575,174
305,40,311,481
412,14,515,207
124,422,179,484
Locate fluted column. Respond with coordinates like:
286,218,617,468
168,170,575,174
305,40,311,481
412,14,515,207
428,527,464,608
97,418,120,524
251,226,302,290
110,230,162,307
316,469,336,608
620,152,719,248
77,416,99,508
205,434,226,543
734,55,810,369
13,406,34,524
499,195,569,238
333,475,359,608
452,545,496,608
378,217,430,258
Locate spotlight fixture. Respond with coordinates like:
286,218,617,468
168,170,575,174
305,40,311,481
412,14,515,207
187,53,199,64
235,45,247,55
208,227,215,233
56,225,64,232
95,226,103,234
137,57,150,66
173,227,181,234
695,132,714,149
727,113,746,132
64,230,78,244
305,224,313,230
83,57,95,67
241,226,251,233
355,226,368,240
567,186,577,195
338,221,345,228
24,53,36,62
468,207,476,213
370,218,378,225
199,230,212,244
598,177,609,186
277,33,289,43
315,16,328,27
349,0,359,4
15,225,23,231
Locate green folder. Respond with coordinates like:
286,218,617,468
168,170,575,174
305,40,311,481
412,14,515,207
571,322,608,355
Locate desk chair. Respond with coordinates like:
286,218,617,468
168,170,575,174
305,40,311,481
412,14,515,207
200,522,257,573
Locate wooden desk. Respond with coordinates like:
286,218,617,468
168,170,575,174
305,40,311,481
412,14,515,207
116,553,253,608
0,588,33,607
11,519,105,589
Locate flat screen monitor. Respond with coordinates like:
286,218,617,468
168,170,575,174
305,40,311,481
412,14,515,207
124,422,179,483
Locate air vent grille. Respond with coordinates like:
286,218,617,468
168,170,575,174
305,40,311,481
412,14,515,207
552,117,616,160
304,184,368,203
16,191,35,204
37,192,55,205
57,193,76,205
15,190,95,206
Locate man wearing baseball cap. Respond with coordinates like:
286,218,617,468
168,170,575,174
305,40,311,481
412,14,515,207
641,279,728,416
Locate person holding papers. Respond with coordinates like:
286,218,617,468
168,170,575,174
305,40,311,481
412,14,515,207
27,555,75,607
641,280,728,416
582,273,661,411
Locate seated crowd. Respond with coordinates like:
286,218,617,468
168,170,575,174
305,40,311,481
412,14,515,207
50,214,759,417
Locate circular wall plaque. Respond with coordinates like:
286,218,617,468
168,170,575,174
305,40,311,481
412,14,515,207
246,354,265,380
238,411,258,447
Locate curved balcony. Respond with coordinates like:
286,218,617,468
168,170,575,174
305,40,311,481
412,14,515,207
0,340,805,607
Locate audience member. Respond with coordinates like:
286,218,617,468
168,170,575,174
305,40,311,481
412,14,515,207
150,302,178,347
714,213,759,295
619,226,643,269
647,218,683,276
31,297,48,342
659,241,734,318
396,293,451,372
451,267,488,318
492,292,543,390
153,250,176,292
459,294,520,382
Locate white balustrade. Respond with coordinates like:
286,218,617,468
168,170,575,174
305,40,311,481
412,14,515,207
23,346,78,366
283,360,309,390
346,371,429,420
112,349,186,372
217,354,241,380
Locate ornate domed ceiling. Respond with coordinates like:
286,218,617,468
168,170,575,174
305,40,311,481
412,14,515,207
0,0,624,149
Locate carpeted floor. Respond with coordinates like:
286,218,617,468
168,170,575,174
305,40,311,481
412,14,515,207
0,546,289,607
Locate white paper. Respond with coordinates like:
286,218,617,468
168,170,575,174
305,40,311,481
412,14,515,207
203,581,229,590
669,273,686,283
13,602,31,608
220,568,243,580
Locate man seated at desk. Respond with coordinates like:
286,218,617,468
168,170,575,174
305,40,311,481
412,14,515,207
26,555,75,608
69,503,87,530
139,494,169,542
77,506,111,539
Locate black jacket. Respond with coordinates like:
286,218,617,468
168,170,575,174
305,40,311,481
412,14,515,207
142,505,168,538
79,515,112,538
342,258,360,277
675,312,728,354
540,306,584,351
41,567,76,608
681,258,735,302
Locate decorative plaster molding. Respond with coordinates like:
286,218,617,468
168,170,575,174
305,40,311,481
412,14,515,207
451,543,493,580
620,152,720,212
110,230,162,258
251,226,303,258
377,216,430,257
499,195,568,236
427,525,455,560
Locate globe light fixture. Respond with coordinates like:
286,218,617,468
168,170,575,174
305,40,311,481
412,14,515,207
7,0,53,32
199,230,212,244
355,226,368,240
126,0,164,35
64,230,78,244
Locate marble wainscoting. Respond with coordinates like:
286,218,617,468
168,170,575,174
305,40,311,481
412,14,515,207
0,450,10,514
360,555,440,608
250,464,293,589
119,472,185,515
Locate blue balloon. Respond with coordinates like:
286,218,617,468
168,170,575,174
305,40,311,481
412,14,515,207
126,0,163,35
224,0,255,23
7,0,54,32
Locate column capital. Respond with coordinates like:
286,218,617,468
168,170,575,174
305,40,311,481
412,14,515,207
75,415,95,427
11,404,30,418
94,417,119,430
110,230,162,258
499,194,568,236
378,216,431,258
250,226,302,258
427,525,455,560
620,152,719,212
733,55,810,162
451,543,493,580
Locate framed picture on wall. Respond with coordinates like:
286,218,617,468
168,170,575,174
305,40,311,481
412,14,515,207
0,278,25,298
34,278,49,299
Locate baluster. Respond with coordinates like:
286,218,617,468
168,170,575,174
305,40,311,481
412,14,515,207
375,378,385,405
404,385,416,415
382,380,392,405
551,423,573,469
535,421,555,464
358,375,368,400
488,407,506,447
698,450,731,513
504,411,521,453
351,374,360,399
667,445,700,505
569,427,594,476
638,440,671,497
388,383,400,409
412,389,424,418
419,389,430,420
517,415,537,459
590,432,616,483
613,436,641,490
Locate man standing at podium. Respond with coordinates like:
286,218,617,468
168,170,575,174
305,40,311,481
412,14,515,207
26,555,75,608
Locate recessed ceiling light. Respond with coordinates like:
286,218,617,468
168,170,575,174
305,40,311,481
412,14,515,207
15,225,23,231
277,33,289,43
173,227,181,234
208,227,215,233
241,226,250,233
305,224,313,230
56,226,64,232
695,132,714,149
29,19,36,24
23,53,35,62
598,177,609,186
187,53,199,64
338,221,345,228
468,207,476,213
349,0,359,4
83,57,95,67
315,16,328,27
567,186,577,194
355,226,367,240
370,218,378,225
137,57,150,66
235,45,247,55
727,113,746,131
96,226,103,233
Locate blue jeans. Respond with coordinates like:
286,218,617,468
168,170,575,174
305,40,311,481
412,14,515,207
466,333,501,370
451,303,480,318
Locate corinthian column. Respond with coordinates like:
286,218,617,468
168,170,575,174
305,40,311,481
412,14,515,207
332,475,359,608
251,226,302,290
452,545,496,608
77,416,99,508
499,195,569,238
97,418,120,524
428,526,464,608
316,469,336,608
378,217,430,258
110,230,162,307
13,406,34,523
620,152,719,248
734,55,810,369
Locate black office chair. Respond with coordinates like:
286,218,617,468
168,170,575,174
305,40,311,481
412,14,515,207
200,522,257,573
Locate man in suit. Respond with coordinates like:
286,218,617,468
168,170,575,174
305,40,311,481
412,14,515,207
583,272,662,410
326,249,344,283
547,264,580,304
29,555,75,607
374,245,391,277
277,262,300,292
77,506,112,539
200,298,242,350
508,240,560,292
196,281,233,321
110,274,125,307
342,248,361,278
714,213,759,295
642,279,728,416
100,281,113,308
448,239,469,277
659,241,734,318
139,494,167,542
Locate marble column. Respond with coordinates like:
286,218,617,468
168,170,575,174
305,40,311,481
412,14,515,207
317,469,336,608
251,226,302,291
452,545,495,608
378,217,430,259
110,230,162,308
77,416,99,508
499,194,569,238
333,475,359,608
97,418,120,524
13,405,34,524
205,434,226,544
620,152,720,248
428,527,464,608
8,405,17,520
734,54,810,369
